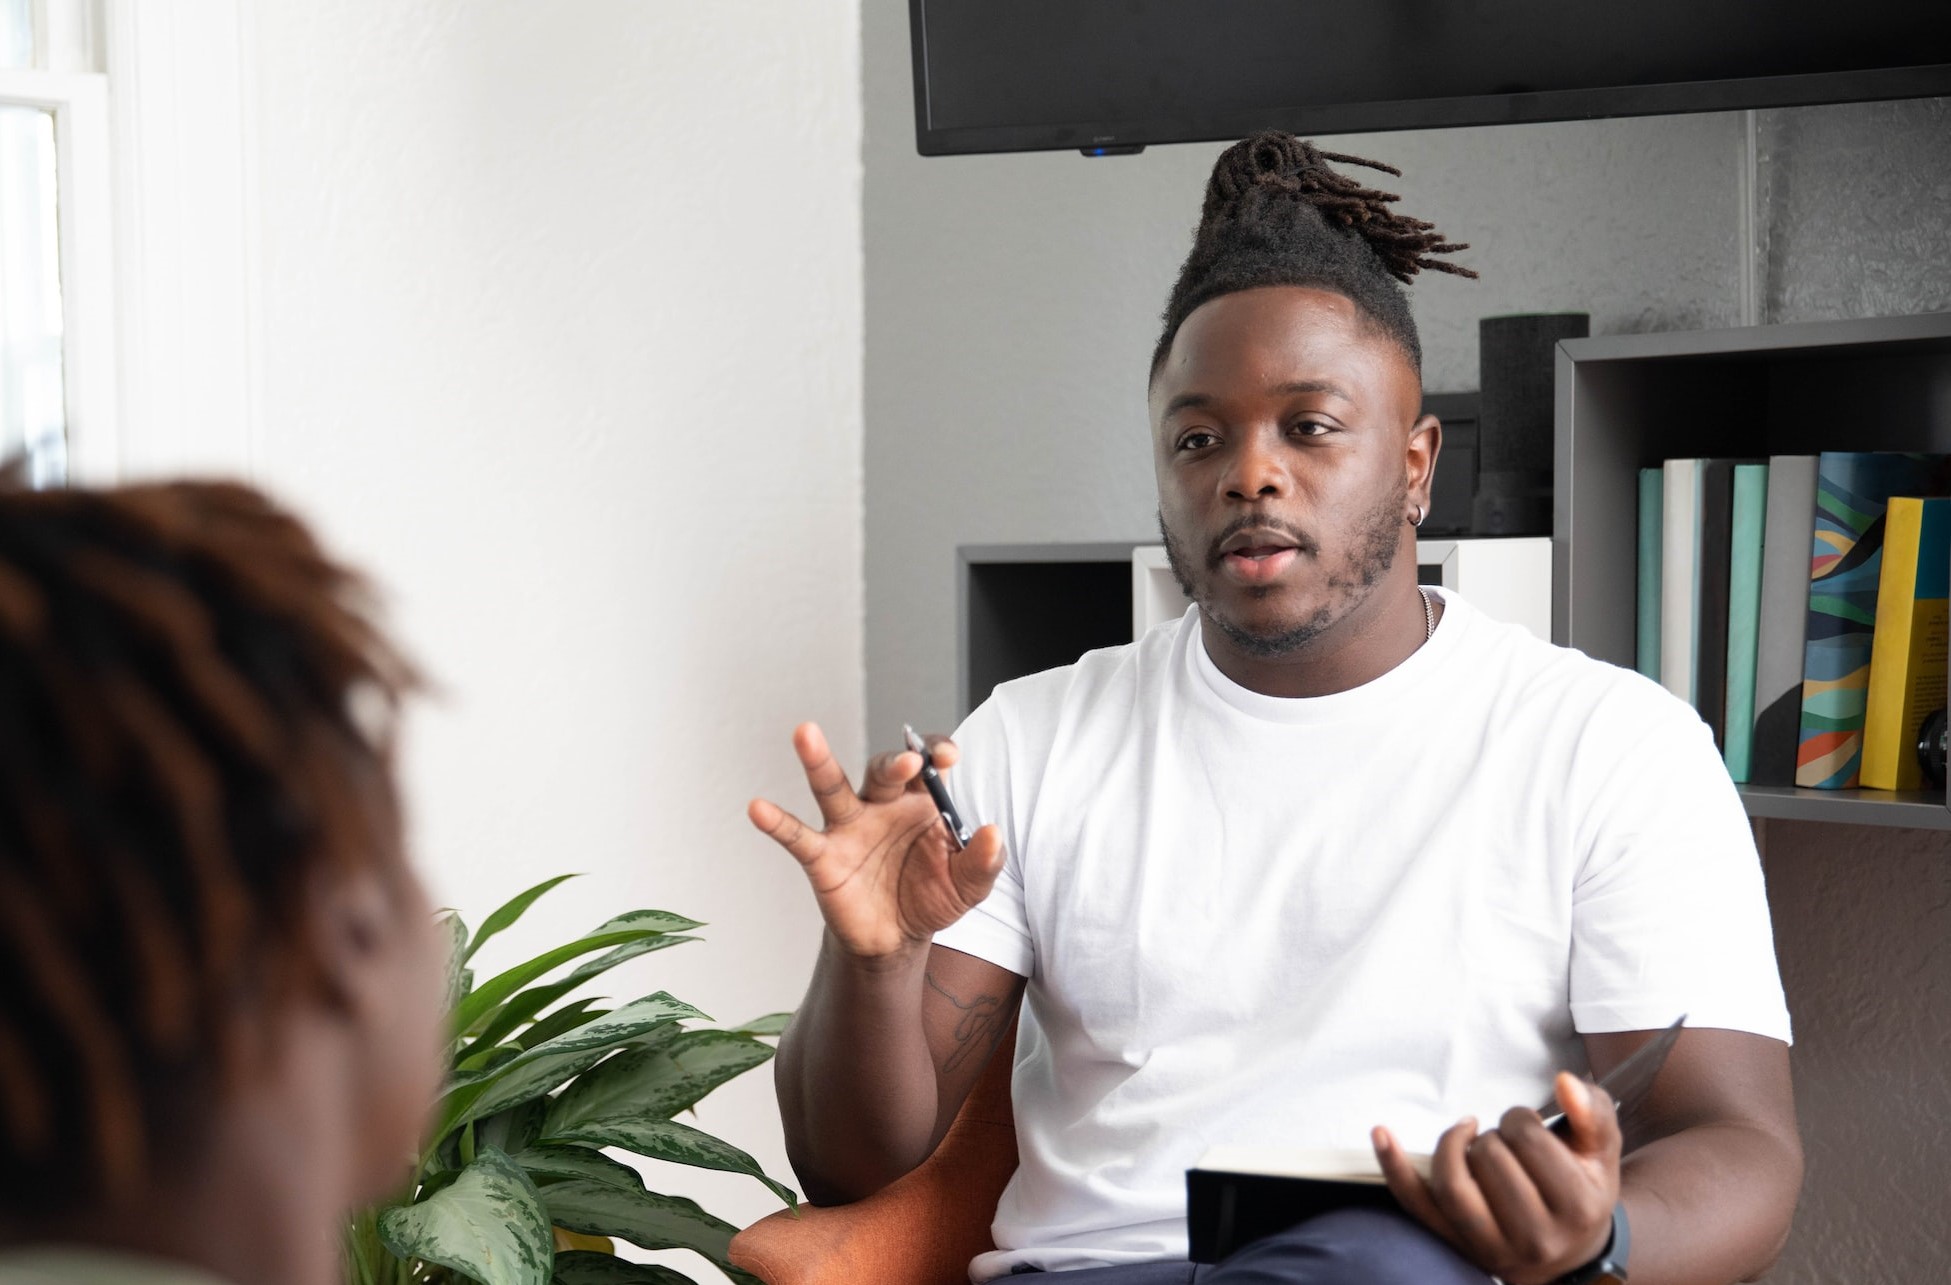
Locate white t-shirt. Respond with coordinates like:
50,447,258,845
933,590,1791,1281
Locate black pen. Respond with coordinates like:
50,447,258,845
904,723,972,850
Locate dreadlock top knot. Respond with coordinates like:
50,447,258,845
1154,132,1478,378
1198,133,1471,286
1202,135,1401,225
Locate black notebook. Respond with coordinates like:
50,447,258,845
1187,1016,1685,1263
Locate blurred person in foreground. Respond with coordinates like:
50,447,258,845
0,478,445,1285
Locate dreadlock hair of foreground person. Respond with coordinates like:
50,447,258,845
0,479,445,1284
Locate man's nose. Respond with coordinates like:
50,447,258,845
1222,430,1289,500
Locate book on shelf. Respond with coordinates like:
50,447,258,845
1696,460,1741,750
1722,464,1770,781
1637,468,1662,682
1859,497,1951,790
1796,453,1951,789
1749,456,1819,787
1660,459,1741,749
1658,459,1701,707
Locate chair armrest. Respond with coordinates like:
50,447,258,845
730,1030,1019,1285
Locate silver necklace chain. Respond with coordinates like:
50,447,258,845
1417,586,1435,643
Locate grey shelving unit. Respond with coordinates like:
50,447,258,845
1556,312,1951,832
957,543,1147,718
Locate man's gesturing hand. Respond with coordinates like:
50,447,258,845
1372,1073,1622,1285
748,722,1005,962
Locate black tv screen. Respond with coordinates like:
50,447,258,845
909,0,1951,156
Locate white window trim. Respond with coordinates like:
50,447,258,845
0,64,119,483
6,2,260,486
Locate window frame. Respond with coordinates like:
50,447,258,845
0,62,118,483
2,0,259,487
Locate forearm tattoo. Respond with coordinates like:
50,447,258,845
926,969,1012,1074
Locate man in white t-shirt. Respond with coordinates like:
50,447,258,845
751,134,1801,1285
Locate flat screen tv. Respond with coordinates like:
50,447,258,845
909,0,1951,156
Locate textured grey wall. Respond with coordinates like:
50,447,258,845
863,0,1951,1274
1757,819,1951,1284
1758,98,1951,325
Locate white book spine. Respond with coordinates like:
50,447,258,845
1660,459,1702,705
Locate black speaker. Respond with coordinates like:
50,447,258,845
1474,313,1589,536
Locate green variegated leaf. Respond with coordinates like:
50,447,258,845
544,1032,774,1135
442,995,707,1136
522,994,706,1061
378,1147,553,1285
442,914,472,1014
465,874,583,964
540,1180,738,1273
731,1013,792,1038
551,1251,697,1285
441,1045,617,1142
476,1097,550,1156
456,915,702,1037
470,935,696,1054
511,1145,646,1191
539,1115,796,1207
518,998,611,1051
591,909,705,936
458,1043,529,1075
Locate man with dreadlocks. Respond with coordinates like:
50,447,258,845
0,480,446,1284
754,134,1798,1285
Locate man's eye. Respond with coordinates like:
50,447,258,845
1177,431,1218,451
1291,420,1333,438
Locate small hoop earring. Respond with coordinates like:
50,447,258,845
1409,504,1426,528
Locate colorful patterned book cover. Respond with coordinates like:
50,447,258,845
1795,453,1951,788
1859,498,1951,791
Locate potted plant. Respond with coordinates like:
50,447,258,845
343,875,795,1285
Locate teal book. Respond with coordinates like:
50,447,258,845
1796,452,1951,788
1722,464,1769,781
1637,468,1663,682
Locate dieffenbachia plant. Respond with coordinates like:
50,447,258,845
342,875,795,1285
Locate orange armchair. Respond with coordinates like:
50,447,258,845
730,1030,1018,1285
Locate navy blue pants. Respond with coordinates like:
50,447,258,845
1010,1208,1492,1284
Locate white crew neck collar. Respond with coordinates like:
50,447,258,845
1185,585,1468,725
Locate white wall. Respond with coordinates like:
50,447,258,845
120,0,865,1258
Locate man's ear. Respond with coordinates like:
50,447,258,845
304,867,396,1018
1406,412,1442,513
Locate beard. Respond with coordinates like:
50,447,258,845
1159,483,1407,658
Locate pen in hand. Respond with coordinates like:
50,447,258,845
904,724,973,851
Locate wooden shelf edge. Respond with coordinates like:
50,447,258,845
1737,784,1951,832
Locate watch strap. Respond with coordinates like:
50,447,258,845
1552,1200,1630,1285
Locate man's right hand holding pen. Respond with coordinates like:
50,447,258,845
749,722,1025,1205
747,722,1005,963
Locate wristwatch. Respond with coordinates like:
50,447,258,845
1553,1201,1630,1285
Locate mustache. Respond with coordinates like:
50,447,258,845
1205,515,1319,566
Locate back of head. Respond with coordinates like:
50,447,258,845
1152,132,1477,378
0,479,416,1221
